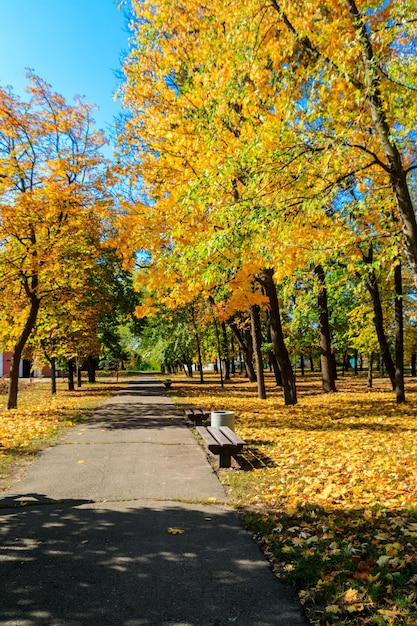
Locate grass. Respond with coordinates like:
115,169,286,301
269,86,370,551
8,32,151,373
170,370,417,625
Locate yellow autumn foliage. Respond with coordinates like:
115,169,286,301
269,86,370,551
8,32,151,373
173,372,417,625
0,382,115,458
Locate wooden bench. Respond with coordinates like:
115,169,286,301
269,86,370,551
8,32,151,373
184,407,210,426
196,426,246,468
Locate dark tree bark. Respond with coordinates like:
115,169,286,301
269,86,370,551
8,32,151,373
260,268,297,405
411,353,416,378
362,250,396,390
77,360,82,388
185,360,193,377
68,358,75,391
250,304,266,399
230,332,236,375
300,354,305,376
315,265,337,393
353,350,358,376
190,303,204,382
42,341,57,395
7,291,40,410
229,319,257,382
367,352,373,389
266,315,283,386
50,357,57,395
332,352,338,380
86,356,96,383
213,318,224,387
394,262,405,403
270,351,283,387
221,321,231,381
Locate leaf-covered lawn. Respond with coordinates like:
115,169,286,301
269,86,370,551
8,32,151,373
172,373,417,625
0,380,117,487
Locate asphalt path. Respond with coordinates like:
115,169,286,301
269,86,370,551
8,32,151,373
0,377,308,626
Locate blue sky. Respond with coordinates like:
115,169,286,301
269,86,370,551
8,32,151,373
0,0,130,138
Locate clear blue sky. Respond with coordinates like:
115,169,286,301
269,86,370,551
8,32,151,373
0,0,130,138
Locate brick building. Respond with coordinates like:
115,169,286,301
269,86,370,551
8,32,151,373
0,352,53,378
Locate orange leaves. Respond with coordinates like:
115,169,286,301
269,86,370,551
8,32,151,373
173,373,417,624
0,382,114,456
0,408,59,450
0,72,116,395
176,377,417,512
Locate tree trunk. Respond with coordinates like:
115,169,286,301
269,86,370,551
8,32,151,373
185,361,193,377
86,356,96,383
230,332,236,375
394,262,405,403
221,322,231,381
411,353,416,378
50,357,57,395
271,0,417,293
270,351,283,387
196,339,204,382
250,304,266,399
213,318,224,388
7,295,40,409
367,352,373,389
191,304,204,383
266,317,283,386
260,268,297,405
229,319,257,382
342,0,417,293
77,360,82,388
68,358,75,391
364,268,396,390
315,265,337,393
332,352,338,380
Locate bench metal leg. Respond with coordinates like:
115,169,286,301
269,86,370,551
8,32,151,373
219,453,232,468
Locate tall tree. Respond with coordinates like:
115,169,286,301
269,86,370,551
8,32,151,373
117,0,416,403
0,73,111,408
267,0,417,287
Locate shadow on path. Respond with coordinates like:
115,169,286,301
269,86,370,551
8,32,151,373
0,496,306,626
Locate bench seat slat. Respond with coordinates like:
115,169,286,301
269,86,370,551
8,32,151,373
185,407,210,426
207,426,235,448
196,426,222,449
218,427,246,446
196,426,246,468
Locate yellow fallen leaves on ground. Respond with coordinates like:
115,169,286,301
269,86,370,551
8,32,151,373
173,372,417,625
0,380,117,482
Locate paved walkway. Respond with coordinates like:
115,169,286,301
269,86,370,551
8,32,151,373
0,377,308,626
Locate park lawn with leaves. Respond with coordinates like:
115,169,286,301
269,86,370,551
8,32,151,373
0,380,117,488
173,373,417,625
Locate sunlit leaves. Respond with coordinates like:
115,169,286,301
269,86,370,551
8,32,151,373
0,382,115,456
0,72,116,405
174,373,417,624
